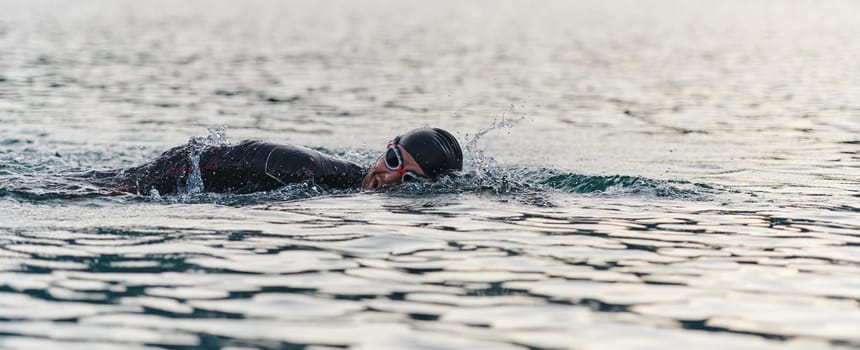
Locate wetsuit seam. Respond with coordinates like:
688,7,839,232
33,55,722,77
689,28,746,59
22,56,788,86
264,147,288,187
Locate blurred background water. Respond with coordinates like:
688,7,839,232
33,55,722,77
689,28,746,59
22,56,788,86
1,0,859,349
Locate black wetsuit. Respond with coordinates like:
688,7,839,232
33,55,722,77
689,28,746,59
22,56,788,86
106,140,365,195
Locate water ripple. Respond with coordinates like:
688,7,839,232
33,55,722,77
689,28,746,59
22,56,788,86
1,195,858,348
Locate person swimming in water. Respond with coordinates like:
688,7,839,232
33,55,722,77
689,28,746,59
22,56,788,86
101,128,462,195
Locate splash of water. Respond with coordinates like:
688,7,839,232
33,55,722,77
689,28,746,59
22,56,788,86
458,105,528,196
178,126,231,196
463,104,525,155
186,126,231,149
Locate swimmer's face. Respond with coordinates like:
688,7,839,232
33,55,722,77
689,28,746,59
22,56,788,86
361,145,427,191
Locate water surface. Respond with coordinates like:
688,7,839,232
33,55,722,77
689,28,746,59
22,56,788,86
1,0,859,349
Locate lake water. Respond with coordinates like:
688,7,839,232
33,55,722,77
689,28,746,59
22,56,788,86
1,0,859,349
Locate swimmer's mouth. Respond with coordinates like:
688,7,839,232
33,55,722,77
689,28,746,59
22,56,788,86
361,172,381,191
367,177,379,190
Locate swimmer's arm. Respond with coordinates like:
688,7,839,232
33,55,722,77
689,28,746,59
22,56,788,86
200,141,314,190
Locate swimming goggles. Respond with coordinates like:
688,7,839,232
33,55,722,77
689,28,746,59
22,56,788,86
385,136,427,182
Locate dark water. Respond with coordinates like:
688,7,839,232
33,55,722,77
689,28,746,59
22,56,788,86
1,0,859,349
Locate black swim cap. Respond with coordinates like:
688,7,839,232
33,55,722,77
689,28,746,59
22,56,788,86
398,128,463,178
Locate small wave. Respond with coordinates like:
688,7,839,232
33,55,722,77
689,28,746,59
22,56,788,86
0,166,716,206
0,179,129,203
147,182,337,206
161,167,717,206
539,172,715,198
386,168,715,201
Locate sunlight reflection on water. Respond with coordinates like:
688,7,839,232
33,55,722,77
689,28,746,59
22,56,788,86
2,195,859,349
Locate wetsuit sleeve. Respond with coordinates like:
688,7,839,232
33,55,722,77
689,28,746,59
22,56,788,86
111,140,364,195
111,144,195,195
199,141,365,193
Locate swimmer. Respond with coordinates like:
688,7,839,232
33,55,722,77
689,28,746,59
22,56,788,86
103,128,462,195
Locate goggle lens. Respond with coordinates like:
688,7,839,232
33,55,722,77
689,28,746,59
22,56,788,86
383,136,429,183
384,147,401,170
